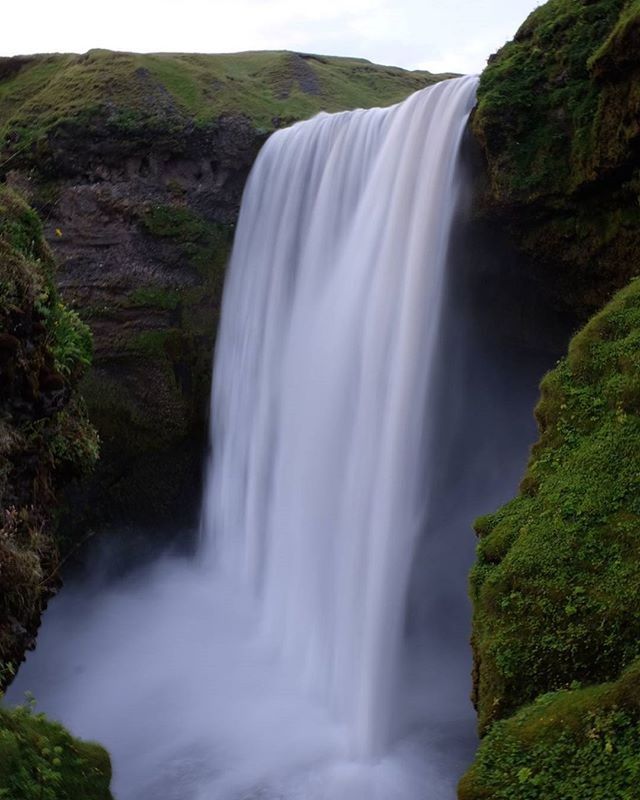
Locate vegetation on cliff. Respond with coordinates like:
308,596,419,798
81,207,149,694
75,203,233,522
0,187,111,797
463,276,640,797
470,276,640,730
0,186,98,682
459,657,640,800
459,2,640,795
472,0,640,313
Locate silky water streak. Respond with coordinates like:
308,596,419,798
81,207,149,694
201,75,479,760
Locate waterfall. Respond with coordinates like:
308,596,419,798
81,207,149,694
201,75,479,760
8,71,563,800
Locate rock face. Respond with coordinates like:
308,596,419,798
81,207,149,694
0,187,112,800
472,0,640,317
0,187,98,684
0,49,453,524
463,0,640,795
10,121,252,525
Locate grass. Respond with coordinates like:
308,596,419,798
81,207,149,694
0,49,456,167
459,658,640,799
127,286,181,311
0,702,112,800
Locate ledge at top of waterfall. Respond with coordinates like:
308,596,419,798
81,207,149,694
202,75,478,761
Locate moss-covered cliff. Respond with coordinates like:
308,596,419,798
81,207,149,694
0,188,111,797
0,50,453,154
469,276,640,726
0,186,98,683
472,0,640,314
464,0,640,794
460,656,640,800
462,277,640,799
0,49,454,525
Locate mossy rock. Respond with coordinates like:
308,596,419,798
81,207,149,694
0,704,112,799
0,186,98,682
474,0,630,200
63,203,232,525
459,658,640,800
470,277,640,733
472,0,640,314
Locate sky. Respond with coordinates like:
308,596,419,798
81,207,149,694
2,0,542,75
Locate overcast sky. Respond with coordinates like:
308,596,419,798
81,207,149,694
3,0,542,74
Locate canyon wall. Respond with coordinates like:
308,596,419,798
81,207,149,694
462,0,640,795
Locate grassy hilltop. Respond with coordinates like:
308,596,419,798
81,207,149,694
0,49,454,167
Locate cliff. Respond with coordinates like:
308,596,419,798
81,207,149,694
462,276,640,796
0,188,112,797
0,186,98,685
463,0,640,795
0,50,453,525
472,0,640,316
460,656,640,799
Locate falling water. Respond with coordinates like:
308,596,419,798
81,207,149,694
201,75,479,760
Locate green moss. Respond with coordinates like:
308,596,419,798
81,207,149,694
0,187,92,380
78,362,199,521
141,203,232,273
0,185,98,683
48,400,100,482
126,328,185,359
127,286,180,311
0,702,112,799
141,204,209,240
589,0,640,74
80,360,187,455
474,0,628,200
470,278,640,733
473,0,640,313
46,302,93,380
138,203,231,377
459,658,640,800
0,193,45,262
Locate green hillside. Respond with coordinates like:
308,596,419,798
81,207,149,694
0,49,454,165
